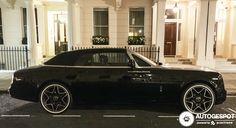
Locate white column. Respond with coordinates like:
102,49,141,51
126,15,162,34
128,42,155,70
187,5,197,58
67,0,80,50
196,0,216,68
36,5,46,57
154,0,166,63
26,0,40,65
152,2,157,45
229,6,236,57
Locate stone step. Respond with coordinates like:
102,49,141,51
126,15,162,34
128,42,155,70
216,68,236,73
178,59,191,62
227,58,236,62
215,62,233,66
215,65,236,69
215,58,227,61
182,61,193,65
231,61,236,64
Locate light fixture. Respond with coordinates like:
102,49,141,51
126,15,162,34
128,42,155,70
173,2,179,13
138,29,142,33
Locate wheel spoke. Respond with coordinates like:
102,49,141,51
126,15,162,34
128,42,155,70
204,89,212,99
186,90,194,99
198,88,205,94
186,101,194,110
52,85,57,93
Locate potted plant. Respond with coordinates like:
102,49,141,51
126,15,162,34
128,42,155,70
128,36,145,45
92,35,109,45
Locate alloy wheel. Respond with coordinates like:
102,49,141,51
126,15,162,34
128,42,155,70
40,84,71,114
183,84,215,114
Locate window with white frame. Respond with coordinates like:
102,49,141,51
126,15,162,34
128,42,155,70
129,8,144,36
0,8,3,45
22,8,39,44
22,8,27,44
165,9,182,19
93,8,109,45
128,8,145,45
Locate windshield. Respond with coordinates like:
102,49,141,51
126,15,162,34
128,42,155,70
130,50,157,67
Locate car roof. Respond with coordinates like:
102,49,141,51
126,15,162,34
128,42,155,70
68,48,128,53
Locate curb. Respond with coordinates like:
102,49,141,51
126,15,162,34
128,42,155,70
227,92,236,96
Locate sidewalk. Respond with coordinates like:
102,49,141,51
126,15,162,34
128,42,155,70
0,71,236,95
0,71,14,91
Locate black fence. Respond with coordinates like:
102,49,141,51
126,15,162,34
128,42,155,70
0,46,29,70
72,46,159,62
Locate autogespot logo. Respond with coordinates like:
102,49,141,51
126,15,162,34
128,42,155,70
179,111,195,127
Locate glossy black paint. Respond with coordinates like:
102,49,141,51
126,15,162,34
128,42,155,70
9,48,226,105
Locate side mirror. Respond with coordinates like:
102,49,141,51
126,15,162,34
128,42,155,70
128,59,136,68
158,62,163,66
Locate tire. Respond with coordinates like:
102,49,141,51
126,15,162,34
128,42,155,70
181,83,215,114
40,83,72,114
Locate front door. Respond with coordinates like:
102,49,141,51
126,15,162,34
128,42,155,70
164,23,177,56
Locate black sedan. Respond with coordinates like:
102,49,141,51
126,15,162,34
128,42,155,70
9,48,226,114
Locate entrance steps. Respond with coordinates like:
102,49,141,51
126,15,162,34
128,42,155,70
215,58,236,73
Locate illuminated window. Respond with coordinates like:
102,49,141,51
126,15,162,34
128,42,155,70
129,8,144,36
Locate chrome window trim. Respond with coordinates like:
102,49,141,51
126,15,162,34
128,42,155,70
127,50,157,67
42,64,131,69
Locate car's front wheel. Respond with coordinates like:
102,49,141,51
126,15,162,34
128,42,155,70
181,84,215,114
40,83,72,114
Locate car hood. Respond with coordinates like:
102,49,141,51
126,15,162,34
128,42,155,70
161,64,217,72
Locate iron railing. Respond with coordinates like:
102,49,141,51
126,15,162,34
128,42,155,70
0,46,29,70
72,46,159,62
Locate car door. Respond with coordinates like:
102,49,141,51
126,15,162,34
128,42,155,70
127,54,161,101
71,50,134,102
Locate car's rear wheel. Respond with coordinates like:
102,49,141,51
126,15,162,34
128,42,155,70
40,84,71,114
182,84,215,114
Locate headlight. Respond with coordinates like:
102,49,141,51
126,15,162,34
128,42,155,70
212,74,223,81
212,77,219,81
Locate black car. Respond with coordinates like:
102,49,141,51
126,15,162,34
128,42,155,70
9,48,226,114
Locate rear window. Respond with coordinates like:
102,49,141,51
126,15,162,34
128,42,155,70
44,51,79,66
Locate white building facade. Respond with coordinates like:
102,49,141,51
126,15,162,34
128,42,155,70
0,0,236,71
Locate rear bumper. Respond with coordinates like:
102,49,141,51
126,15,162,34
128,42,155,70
9,81,38,102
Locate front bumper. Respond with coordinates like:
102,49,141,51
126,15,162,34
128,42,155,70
213,77,227,104
215,89,227,104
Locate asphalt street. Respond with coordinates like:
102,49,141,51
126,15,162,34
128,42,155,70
0,94,236,128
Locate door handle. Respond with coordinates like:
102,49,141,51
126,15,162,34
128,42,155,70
99,75,110,79
66,74,77,80
128,71,151,73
